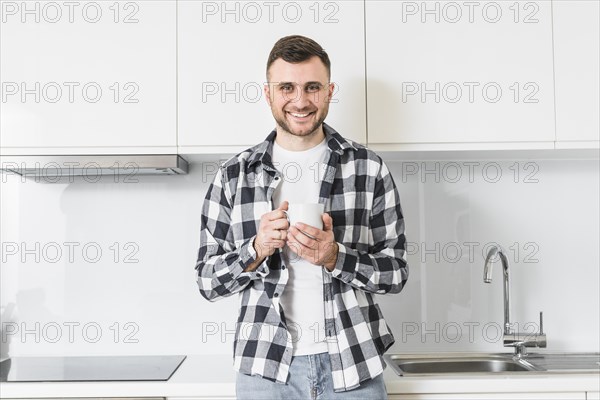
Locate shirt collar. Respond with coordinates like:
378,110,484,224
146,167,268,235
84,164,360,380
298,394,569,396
247,122,357,169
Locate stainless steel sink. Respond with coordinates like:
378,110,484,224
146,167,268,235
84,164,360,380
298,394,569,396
385,354,537,376
523,352,600,372
385,353,600,376
393,359,533,374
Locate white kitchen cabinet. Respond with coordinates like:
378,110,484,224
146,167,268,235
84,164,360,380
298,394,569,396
588,392,600,400
177,0,366,154
167,398,234,400
388,392,586,400
365,0,555,150
552,0,600,148
0,1,176,155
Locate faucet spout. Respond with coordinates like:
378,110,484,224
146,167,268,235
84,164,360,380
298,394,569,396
483,244,547,356
483,246,512,335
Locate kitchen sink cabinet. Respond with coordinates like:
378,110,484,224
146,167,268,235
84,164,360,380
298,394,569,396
388,393,586,400
0,1,176,155
177,0,367,154
365,0,555,150
167,398,234,400
552,0,600,148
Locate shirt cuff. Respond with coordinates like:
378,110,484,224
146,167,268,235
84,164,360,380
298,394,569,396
237,236,269,280
325,242,357,284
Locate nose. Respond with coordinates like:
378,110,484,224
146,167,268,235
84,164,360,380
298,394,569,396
288,86,312,109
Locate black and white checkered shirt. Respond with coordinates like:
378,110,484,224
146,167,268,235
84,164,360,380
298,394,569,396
196,123,408,392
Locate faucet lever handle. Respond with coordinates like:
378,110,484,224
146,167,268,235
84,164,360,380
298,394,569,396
539,311,544,334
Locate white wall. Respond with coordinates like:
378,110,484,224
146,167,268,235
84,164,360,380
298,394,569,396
1,155,598,358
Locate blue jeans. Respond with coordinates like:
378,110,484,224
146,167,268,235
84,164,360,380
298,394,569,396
235,352,388,400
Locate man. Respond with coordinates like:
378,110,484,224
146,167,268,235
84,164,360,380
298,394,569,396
196,35,408,399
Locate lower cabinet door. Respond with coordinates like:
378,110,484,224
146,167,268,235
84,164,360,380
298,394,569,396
3,396,235,400
388,393,586,400
167,398,235,400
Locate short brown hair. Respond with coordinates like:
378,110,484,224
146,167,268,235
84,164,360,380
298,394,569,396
266,35,331,80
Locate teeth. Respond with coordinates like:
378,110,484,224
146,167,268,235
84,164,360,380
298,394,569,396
290,112,310,118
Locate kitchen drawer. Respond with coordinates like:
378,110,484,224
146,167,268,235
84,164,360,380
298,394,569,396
2,398,164,400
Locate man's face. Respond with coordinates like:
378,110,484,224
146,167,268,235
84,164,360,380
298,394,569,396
264,56,334,138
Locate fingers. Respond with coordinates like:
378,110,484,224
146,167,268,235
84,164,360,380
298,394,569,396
254,239,286,257
263,201,290,224
265,201,289,222
292,222,322,240
287,230,338,266
269,218,289,231
270,239,286,249
259,226,287,246
265,209,288,222
288,226,317,249
255,209,290,259
256,225,287,252
322,213,334,231
267,229,286,241
286,230,321,264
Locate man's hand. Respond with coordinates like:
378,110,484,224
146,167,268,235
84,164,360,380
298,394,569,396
287,213,339,271
245,201,289,272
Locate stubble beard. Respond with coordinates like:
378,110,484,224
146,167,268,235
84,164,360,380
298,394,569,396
273,106,329,139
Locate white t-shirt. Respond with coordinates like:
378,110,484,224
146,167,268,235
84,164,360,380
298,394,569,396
271,138,330,356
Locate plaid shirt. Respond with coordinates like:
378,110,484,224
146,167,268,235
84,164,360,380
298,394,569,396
195,123,408,392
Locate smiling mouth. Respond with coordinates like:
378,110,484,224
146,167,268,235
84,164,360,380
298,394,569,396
287,111,314,119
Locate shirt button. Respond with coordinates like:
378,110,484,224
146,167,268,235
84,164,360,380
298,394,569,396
274,293,279,298
274,177,280,180
281,266,286,270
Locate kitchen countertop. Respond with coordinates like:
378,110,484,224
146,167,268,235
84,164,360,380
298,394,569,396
1,355,599,398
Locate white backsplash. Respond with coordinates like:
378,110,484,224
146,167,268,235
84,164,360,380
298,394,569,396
1,157,598,357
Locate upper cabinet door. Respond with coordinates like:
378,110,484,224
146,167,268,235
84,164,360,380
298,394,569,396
553,0,600,147
178,1,366,153
0,1,176,155
366,0,555,148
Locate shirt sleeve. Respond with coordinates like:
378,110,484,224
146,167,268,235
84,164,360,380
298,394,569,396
327,159,408,294
195,167,270,302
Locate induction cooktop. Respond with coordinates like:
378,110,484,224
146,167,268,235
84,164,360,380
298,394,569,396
0,355,186,382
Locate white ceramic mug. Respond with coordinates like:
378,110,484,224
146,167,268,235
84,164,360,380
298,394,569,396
284,203,324,238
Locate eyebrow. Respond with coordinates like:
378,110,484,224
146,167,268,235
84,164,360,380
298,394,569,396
275,81,324,87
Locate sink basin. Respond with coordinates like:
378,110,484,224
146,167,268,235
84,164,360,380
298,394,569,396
392,359,532,374
385,353,600,376
524,353,600,372
385,353,538,376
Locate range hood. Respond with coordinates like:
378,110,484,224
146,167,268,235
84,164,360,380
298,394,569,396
0,155,188,177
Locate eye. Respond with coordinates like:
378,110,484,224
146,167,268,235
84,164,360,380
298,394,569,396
306,84,322,92
280,84,294,92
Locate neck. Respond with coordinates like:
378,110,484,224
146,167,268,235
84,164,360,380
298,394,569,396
274,125,325,151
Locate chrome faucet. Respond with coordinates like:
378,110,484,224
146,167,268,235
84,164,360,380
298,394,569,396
483,246,547,357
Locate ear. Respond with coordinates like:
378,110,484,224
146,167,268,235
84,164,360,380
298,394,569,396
327,82,335,103
264,83,272,106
